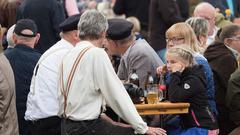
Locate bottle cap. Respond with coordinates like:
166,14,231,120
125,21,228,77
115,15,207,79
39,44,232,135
159,85,166,91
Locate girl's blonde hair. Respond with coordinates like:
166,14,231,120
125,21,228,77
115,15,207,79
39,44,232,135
166,44,196,67
166,22,202,53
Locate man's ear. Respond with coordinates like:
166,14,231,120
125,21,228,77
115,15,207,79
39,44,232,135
101,31,106,38
224,38,232,47
73,30,80,41
12,33,18,44
34,33,40,46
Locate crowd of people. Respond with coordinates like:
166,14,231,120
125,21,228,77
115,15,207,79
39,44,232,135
0,0,240,135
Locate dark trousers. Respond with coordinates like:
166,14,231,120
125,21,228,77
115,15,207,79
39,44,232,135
18,116,30,135
217,107,236,135
28,116,61,135
62,118,141,135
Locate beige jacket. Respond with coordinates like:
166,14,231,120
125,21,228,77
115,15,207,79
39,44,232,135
0,53,19,135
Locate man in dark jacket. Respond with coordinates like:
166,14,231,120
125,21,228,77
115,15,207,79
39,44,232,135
113,0,150,40
205,24,240,135
204,40,238,135
5,19,41,135
226,67,240,135
17,0,65,54
148,0,182,57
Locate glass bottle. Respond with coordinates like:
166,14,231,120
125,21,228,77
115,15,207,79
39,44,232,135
159,74,167,101
129,69,140,87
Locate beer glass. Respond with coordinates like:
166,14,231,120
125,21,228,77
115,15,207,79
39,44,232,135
147,84,159,104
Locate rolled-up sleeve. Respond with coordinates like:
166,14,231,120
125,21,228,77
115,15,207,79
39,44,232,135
93,49,148,134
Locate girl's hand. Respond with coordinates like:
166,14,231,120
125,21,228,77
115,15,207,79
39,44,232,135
156,65,168,75
171,63,184,73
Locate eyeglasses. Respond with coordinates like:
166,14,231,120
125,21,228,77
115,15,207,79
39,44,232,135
166,37,184,45
229,36,240,41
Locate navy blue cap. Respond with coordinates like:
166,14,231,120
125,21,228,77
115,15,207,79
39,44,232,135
14,19,38,37
107,18,133,40
59,14,81,32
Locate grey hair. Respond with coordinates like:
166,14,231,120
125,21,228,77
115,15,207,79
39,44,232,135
78,9,108,40
186,17,209,39
6,24,16,48
219,24,240,43
115,33,135,46
166,44,197,67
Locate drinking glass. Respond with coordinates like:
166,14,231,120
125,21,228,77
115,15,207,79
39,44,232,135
147,84,159,104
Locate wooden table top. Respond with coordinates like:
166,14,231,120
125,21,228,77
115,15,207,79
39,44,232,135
135,102,190,115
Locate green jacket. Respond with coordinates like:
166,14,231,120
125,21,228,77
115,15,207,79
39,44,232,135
215,12,233,28
226,67,240,126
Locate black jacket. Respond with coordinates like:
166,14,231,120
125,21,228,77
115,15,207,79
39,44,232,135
226,67,240,126
113,0,149,32
5,44,41,134
17,0,65,54
148,0,182,51
168,65,218,130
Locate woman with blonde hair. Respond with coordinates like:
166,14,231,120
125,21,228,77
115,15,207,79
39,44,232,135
158,22,218,117
165,22,202,52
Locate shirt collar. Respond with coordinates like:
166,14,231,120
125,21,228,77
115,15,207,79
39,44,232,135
226,45,239,59
15,44,37,52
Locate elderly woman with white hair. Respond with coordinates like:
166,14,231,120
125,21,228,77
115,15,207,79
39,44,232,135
186,17,210,51
4,24,15,53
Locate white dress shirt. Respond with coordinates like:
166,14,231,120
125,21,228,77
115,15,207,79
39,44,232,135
58,41,148,134
25,39,74,120
207,26,219,46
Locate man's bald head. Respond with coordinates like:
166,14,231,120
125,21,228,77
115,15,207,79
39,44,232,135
194,2,215,16
194,2,216,36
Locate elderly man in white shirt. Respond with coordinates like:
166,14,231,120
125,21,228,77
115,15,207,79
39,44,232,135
24,14,81,135
194,2,219,46
59,9,166,135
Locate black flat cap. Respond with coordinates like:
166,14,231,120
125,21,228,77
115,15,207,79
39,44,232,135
59,14,81,32
14,19,38,37
107,18,133,40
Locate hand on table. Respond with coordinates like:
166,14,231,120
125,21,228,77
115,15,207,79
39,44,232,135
146,127,167,135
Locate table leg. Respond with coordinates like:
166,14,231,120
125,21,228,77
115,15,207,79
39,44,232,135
160,115,163,128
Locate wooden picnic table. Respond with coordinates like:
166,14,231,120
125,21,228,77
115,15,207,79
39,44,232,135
135,102,190,116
